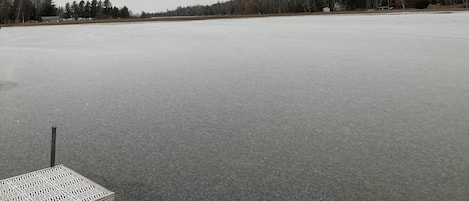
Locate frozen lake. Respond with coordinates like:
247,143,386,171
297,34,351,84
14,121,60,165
1,12,469,200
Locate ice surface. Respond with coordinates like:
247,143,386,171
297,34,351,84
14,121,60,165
1,11,469,200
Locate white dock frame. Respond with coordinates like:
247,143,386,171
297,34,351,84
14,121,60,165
0,165,115,201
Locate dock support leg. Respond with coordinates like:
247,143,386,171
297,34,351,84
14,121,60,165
51,127,57,167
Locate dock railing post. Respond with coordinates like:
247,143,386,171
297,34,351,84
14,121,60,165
51,126,57,167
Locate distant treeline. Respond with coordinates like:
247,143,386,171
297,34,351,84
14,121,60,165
144,0,459,17
60,0,130,19
0,0,130,24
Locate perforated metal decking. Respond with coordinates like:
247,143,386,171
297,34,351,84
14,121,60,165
0,165,115,201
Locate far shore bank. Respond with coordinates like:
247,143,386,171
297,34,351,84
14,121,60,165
1,8,468,27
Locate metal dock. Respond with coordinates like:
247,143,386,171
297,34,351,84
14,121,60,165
0,165,115,201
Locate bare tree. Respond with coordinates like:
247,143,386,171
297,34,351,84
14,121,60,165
366,0,372,9
1,0,12,23
14,0,24,22
301,0,312,12
443,0,459,5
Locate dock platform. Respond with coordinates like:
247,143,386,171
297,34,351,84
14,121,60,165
0,165,114,201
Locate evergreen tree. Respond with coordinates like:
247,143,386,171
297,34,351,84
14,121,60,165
84,1,90,18
96,0,103,18
64,2,71,18
71,1,78,19
119,5,129,18
140,11,149,18
78,0,84,17
40,0,57,16
111,6,118,18
90,0,97,18
102,0,110,16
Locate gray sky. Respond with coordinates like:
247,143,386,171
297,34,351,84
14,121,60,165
53,0,222,13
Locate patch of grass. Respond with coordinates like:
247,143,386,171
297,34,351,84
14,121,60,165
427,3,467,9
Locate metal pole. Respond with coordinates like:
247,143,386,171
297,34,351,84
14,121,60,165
50,126,57,167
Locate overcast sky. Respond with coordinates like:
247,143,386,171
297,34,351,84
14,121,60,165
53,0,222,13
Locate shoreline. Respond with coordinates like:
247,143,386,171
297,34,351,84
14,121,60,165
1,8,468,27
